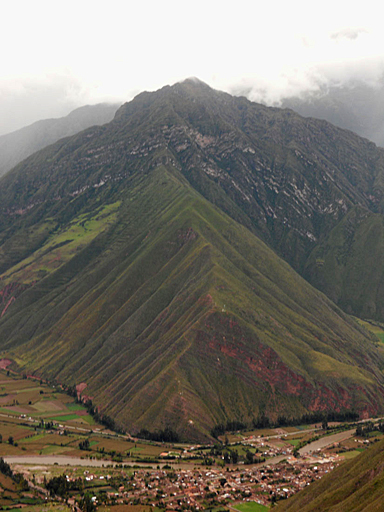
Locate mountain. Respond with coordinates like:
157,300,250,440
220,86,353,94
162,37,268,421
1,79,384,439
0,103,120,178
281,80,384,148
303,206,384,319
276,437,384,512
109,79,384,322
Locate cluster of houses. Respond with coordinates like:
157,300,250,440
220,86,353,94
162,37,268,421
53,453,341,509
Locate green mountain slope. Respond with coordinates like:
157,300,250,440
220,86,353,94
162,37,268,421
276,438,384,512
305,206,384,319
4,79,384,322
1,80,384,437
1,164,383,439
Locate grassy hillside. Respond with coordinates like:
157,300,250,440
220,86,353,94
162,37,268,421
276,437,384,512
305,206,384,320
1,165,383,439
1,80,384,437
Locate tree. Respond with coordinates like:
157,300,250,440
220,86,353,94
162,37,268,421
46,475,68,497
79,493,96,512
230,449,238,464
0,457,13,477
79,439,90,450
245,450,254,464
8,436,14,445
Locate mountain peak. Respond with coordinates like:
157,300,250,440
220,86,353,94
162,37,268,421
114,77,219,123
174,77,217,95
178,77,210,87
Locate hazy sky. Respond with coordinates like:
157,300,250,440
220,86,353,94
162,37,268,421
1,0,384,135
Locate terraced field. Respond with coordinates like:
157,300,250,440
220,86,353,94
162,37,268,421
0,201,120,294
0,370,187,463
0,373,94,427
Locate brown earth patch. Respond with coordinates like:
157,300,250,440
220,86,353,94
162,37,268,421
75,410,88,416
0,394,16,404
0,359,12,369
76,382,87,394
3,406,31,413
36,400,63,411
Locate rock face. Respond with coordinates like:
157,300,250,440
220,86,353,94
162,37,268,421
0,103,120,178
1,80,384,439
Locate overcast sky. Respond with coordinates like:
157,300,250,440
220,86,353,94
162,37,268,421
1,0,384,135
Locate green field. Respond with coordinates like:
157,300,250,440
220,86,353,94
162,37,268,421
233,501,269,512
48,414,81,421
287,439,301,447
66,403,86,411
0,371,106,457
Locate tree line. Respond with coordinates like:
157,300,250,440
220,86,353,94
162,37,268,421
137,427,180,443
211,410,360,438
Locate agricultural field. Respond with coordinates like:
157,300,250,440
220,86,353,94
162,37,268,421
0,371,95,427
0,369,187,463
0,369,377,468
233,501,269,512
0,371,105,458
1,201,121,288
0,470,47,510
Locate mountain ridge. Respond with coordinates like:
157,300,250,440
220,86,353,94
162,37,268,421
0,102,121,178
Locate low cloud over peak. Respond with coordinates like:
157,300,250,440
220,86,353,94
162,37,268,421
331,28,368,41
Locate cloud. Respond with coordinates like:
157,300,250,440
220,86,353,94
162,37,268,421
0,75,87,136
221,56,384,106
1,0,384,133
331,28,368,40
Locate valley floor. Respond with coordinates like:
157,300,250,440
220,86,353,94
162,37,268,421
0,369,382,510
